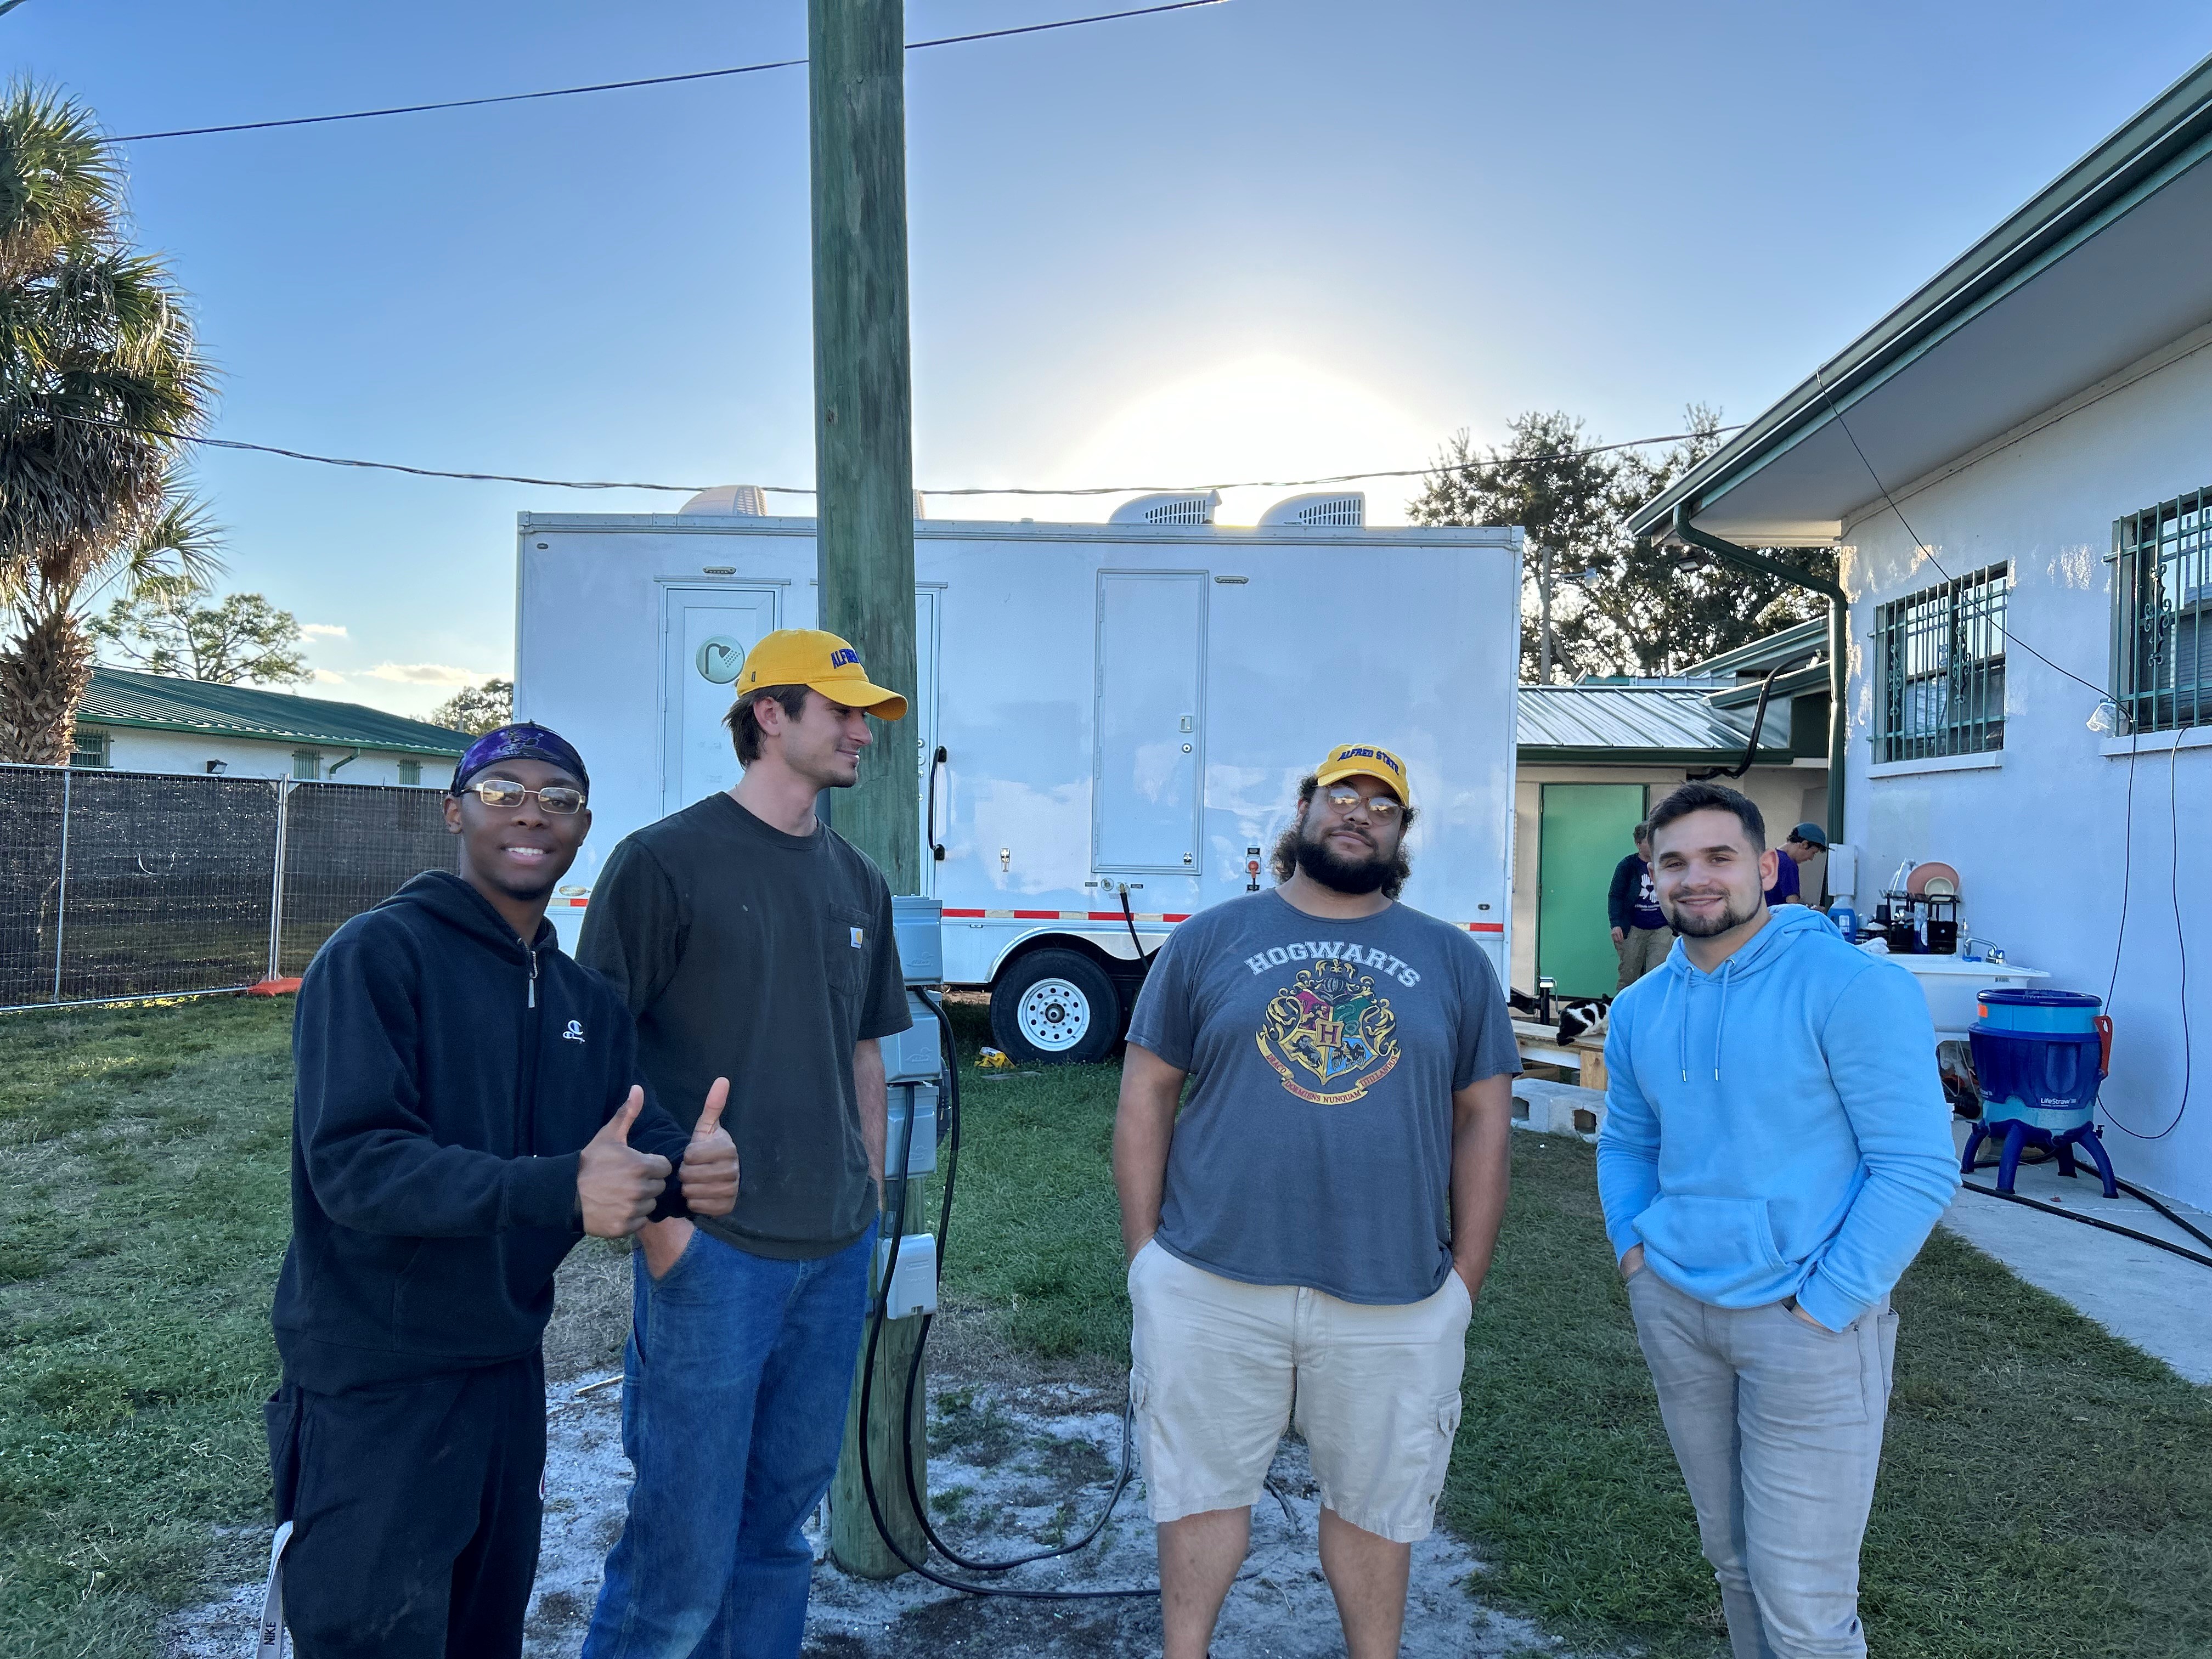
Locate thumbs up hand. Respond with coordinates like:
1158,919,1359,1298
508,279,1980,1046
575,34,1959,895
678,1076,740,1218
578,1087,674,1238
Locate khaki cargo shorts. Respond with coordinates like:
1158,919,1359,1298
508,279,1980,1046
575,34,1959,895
1125,1239,1471,1543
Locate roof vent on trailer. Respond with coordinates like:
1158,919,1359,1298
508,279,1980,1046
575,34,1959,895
1108,489,1220,527
1259,491,1365,528
679,485,768,517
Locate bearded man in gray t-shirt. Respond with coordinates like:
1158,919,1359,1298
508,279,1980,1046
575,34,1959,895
1114,742,1519,1659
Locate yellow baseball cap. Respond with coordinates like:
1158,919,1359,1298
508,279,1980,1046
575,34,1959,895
1314,742,1412,804
736,629,909,721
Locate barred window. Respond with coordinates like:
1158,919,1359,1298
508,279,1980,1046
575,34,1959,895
1875,565,2008,763
69,729,110,769
2114,488,2212,733
398,760,422,786
292,749,322,781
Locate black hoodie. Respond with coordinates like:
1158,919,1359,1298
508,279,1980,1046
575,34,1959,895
272,871,693,1393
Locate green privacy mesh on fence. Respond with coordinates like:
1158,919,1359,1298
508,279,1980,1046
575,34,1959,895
0,766,455,1011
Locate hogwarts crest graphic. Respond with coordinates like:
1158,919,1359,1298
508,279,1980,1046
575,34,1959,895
1255,957,1401,1104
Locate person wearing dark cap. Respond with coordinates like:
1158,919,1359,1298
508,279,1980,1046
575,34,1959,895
263,724,740,1659
1764,820,1831,909
579,631,913,1659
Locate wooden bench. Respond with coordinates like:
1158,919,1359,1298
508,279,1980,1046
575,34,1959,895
1512,1018,1609,1092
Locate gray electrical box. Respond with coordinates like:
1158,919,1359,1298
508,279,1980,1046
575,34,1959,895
888,1082,938,1176
882,981,946,1213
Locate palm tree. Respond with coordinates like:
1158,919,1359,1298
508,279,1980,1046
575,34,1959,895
0,82,216,764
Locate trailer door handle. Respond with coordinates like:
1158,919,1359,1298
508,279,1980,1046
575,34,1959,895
927,745,947,862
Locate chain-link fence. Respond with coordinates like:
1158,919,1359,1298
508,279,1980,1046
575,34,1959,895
0,765,456,1012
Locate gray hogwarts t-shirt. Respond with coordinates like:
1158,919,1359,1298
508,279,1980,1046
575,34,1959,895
1126,889,1519,1305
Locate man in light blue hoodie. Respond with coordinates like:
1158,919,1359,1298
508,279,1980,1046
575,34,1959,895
1596,781,1957,1659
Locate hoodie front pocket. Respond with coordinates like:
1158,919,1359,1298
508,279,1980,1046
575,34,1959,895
1635,1194,1784,1273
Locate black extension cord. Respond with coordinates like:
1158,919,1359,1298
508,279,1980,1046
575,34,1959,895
1960,1156,2212,1269
848,990,1160,1601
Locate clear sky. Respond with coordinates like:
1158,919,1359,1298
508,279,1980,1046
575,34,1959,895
16,1,2212,716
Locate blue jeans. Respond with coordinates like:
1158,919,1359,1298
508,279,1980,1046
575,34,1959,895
581,1220,876,1659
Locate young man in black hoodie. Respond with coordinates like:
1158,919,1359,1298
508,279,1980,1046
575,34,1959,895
264,724,740,1659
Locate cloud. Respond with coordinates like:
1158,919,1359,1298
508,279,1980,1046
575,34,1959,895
363,662,490,686
311,668,349,685
301,623,348,640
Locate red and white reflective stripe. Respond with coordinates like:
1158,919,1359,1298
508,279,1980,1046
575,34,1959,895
561,899,1496,929
942,907,1498,932
940,907,1189,923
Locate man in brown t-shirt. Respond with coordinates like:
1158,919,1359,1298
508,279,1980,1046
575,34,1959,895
579,631,911,1659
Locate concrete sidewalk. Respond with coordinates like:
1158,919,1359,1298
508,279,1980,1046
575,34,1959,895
1940,1120,2212,1384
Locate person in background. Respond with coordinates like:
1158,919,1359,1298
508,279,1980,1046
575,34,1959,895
579,630,913,1659
266,724,738,1659
1609,822,1671,988
1115,743,1519,1659
1763,820,1827,907
1771,821,1830,907
1597,780,1957,1659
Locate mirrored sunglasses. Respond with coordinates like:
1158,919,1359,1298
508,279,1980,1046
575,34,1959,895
1322,786,1401,820
470,778,586,815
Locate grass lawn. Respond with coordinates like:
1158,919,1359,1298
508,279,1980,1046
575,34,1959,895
0,994,296,1659
935,1002,2212,1659
2,993,2207,1659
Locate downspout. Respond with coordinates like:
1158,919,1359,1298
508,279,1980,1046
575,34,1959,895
325,748,363,777
1670,505,1848,846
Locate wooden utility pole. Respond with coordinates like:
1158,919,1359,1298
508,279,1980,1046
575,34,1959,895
809,0,928,1578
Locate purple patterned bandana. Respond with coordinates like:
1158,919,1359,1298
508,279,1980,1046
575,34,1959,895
449,723,591,795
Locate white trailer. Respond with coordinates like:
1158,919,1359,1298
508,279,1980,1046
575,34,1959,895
513,499,1521,1062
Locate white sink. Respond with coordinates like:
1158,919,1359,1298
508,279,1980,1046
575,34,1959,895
1880,953,2050,1042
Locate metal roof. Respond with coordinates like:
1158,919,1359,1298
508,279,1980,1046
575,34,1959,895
1683,619,1826,678
79,667,473,757
1623,49,2212,545
1516,684,1791,764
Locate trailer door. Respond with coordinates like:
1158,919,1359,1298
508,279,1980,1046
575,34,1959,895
915,586,942,895
661,583,781,816
1093,570,1206,874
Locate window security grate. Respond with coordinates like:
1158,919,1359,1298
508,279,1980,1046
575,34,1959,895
1875,564,2008,763
2114,488,2212,734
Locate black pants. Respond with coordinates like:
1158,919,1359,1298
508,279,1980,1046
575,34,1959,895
266,1353,546,1659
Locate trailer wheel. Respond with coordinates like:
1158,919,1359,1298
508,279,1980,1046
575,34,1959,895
990,949,1121,1065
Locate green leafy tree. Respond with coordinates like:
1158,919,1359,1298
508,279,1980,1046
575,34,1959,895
1408,405,1836,680
0,83,217,763
1408,410,1617,683
430,678,512,735
91,567,311,688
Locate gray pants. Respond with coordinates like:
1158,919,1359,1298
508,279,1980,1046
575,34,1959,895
1626,1269,1898,1659
1615,926,1671,988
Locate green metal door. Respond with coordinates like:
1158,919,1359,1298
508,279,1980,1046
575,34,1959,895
1538,783,1646,998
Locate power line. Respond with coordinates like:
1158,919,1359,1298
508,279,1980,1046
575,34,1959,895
109,1,1232,144
55,412,1741,499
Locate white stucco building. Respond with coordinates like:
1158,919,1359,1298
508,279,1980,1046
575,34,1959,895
72,667,469,786
1627,53,2212,1207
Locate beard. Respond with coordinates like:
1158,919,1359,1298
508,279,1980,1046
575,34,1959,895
1274,811,1410,898
1662,891,1762,939
1295,833,1391,894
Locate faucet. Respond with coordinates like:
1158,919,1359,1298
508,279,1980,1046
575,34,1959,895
1961,935,2005,964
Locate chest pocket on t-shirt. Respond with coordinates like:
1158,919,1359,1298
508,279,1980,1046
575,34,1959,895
826,905,873,1000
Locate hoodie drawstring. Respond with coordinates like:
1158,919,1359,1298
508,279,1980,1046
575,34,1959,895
1673,956,1739,1082
1678,969,1691,1084
1714,960,1733,1081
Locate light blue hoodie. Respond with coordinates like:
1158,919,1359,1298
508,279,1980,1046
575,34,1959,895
1595,904,1960,1331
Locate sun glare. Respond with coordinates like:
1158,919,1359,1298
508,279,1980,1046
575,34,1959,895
1046,356,1441,526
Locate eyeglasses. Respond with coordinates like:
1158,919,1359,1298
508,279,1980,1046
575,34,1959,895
1321,786,1401,821
468,778,586,815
